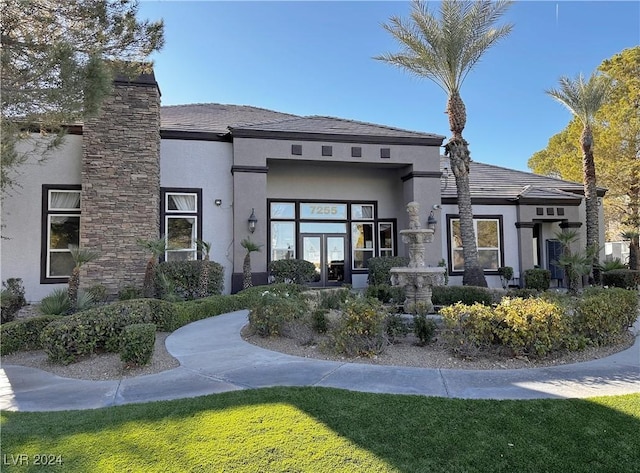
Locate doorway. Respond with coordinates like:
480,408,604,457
301,234,347,286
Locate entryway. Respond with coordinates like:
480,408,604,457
301,233,347,286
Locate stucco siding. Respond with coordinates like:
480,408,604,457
2,135,82,302
161,139,234,293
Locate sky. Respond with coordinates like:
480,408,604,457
138,1,640,172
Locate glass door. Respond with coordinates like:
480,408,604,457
301,234,346,286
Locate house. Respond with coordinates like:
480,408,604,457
1,71,605,302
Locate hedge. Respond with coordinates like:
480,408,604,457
602,269,640,289
367,257,410,285
120,323,156,366
269,259,318,284
1,315,60,355
155,260,224,300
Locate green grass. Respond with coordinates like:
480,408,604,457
2,388,639,472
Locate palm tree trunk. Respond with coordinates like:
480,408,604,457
143,259,156,298
581,125,600,284
445,91,487,287
68,267,80,308
243,253,253,289
198,256,210,298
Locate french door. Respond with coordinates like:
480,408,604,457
301,234,347,286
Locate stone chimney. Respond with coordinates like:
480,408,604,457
80,69,161,297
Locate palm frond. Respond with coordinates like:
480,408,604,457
68,245,99,267
241,237,262,253
136,237,167,257
546,72,611,124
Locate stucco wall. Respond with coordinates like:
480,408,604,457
160,139,234,293
1,135,82,302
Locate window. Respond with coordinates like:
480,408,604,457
450,217,502,272
271,221,296,261
378,222,395,257
161,189,202,261
352,222,374,269
42,186,81,282
351,204,374,220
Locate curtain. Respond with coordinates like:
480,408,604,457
51,191,80,210
169,194,196,211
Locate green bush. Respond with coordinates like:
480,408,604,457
120,323,156,366
39,288,71,315
385,313,409,342
269,259,317,284
602,258,627,271
413,314,437,346
573,287,639,345
311,308,329,334
40,299,177,364
602,269,640,289
118,285,143,300
86,284,108,303
0,315,60,355
248,288,308,337
367,257,410,286
365,284,406,304
329,297,388,357
432,285,494,306
440,297,570,358
316,288,351,310
155,260,224,300
523,269,551,291
1,278,26,323
504,288,540,300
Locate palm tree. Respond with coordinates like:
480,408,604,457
136,237,167,298
621,230,639,270
376,0,513,286
240,237,262,290
196,239,212,298
68,245,99,309
546,72,611,284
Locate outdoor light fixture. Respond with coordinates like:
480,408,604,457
214,199,222,206
248,208,257,233
427,211,437,232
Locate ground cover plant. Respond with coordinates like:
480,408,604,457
1,388,638,472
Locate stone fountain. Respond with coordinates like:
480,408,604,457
390,202,446,314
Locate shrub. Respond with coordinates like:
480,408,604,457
248,288,308,337
492,297,570,357
523,269,551,291
120,323,156,366
602,258,627,271
269,259,318,284
311,308,329,334
365,284,406,304
39,288,71,315
440,302,497,356
1,278,26,323
413,314,437,346
1,315,60,355
86,284,108,304
316,288,351,310
329,297,388,357
237,283,306,310
432,285,494,306
385,313,409,342
367,257,410,285
40,299,177,364
171,295,247,331
602,269,640,289
573,288,639,345
118,285,143,300
504,288,540,300
497,266,514,289
155,260,224,300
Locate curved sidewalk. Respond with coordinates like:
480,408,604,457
1,310,639,412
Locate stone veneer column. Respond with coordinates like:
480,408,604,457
80,73,161,296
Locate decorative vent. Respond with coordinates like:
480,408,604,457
557,208,565,216
536,208,544,216
351,146,362,158
322,145,332,156
546,208,555,216
380,148,391,159
291,144,302,156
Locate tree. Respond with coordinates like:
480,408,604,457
546,73,611,285
196,239,212,298
68,245,99,309
240,238,262,290
137,237,167,298
376,0,513,287
1,0,164,196
530,48,639,244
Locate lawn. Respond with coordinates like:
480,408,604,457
2,388,639,472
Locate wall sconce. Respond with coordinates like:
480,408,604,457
248,208,257,233
214,199,222,206
427,211,437,232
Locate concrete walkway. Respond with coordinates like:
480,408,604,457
1,310,639,412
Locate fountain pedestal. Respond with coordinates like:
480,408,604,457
390,203,445,314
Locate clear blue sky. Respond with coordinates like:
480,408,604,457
138,1,639,172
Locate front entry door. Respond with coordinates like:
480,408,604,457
301,234,346,286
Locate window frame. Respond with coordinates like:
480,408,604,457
160,188,203,262
446,214,504,275
377,219,397,258
41,184,82,283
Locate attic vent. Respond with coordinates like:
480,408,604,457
536,208,544,216
380,148,391,159
322,146,332,157
351,146,362,158
546,208,555,216
557,208,565,216
291,144,302,156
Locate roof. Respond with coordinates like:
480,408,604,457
440,157,604,203
160,103,299,135
160,103,444,144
